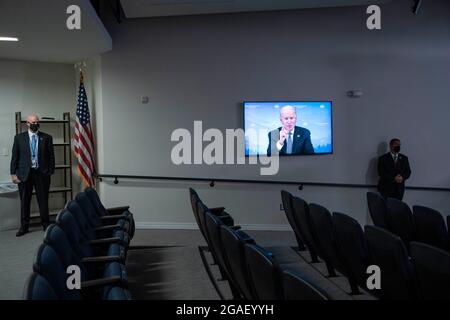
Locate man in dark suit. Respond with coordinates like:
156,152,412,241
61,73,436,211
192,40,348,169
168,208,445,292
377,138,411,200
10,114,55,236
267,105,314,156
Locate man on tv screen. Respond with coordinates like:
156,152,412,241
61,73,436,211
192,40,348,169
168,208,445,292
267,105,314,156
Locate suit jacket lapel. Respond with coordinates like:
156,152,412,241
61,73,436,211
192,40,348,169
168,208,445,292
23,132,31,157
20,132,31,167
293,127,301,153
37,132,44,162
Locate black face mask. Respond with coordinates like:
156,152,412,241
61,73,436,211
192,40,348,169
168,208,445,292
393,146,400,153
29,123,40,132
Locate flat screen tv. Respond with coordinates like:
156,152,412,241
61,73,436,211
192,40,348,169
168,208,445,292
244,101,333,156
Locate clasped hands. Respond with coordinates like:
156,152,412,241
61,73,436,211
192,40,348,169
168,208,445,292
394,175,403,184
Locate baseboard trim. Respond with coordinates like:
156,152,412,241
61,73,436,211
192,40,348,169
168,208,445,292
136,222,291,231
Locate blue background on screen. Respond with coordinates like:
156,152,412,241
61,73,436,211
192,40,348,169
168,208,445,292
244,101,333,156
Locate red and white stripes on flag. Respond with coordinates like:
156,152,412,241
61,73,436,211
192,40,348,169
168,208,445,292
74,71,96,187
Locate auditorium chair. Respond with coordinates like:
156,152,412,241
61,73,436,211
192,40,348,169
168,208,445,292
282,269,329,300
33,243,124,299
75,193,131,240
220,225,257,300
189,189,235,241
194,194,234,233
102,286,132,300
280,190,306,251
366,192,390,230
196,201,237,257
364,225,418,300
410,241,450,300
412,205,449,250
66,200,130,248
189,188,206,238
56,209,126,264
43,224,128,286
332,212,371,295
386,198,416,249
23,271,132,300
291,196,320,263
308,203,344,277
244,243,284,300
85,187,135,239
204,211,242,299
23,272,58,300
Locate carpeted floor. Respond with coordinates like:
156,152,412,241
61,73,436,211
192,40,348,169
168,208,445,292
126,246,233,300
0,226,46,300
0,228,297,300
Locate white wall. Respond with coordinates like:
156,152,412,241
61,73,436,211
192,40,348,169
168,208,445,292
0,59,77,212
93,0,450,229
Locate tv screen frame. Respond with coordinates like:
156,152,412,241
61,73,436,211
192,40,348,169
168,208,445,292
243,100,334,157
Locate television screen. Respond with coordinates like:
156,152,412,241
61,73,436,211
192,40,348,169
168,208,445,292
244,101,333,156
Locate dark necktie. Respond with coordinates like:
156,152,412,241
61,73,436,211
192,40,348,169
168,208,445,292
286,132,293,154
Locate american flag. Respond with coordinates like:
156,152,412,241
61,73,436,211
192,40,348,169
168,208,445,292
74,71,96,187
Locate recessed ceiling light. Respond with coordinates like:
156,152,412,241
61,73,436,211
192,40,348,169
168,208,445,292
0,37,19,41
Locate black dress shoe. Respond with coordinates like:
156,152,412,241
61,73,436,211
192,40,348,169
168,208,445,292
16,228,29,237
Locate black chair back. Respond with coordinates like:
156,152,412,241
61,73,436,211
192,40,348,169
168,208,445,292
189,188,203,235
204,212,234,283
366,192,390,229
333,212,371,294
386,198,415,248
220,225,257,300
308,203,343,277
244,243,283,300
281,190,306,250
282,269,329,300
413,205,449,250
23,272,58,300
291,196,319,263
410,241,450,300
365,225,417,300
32,243,81,300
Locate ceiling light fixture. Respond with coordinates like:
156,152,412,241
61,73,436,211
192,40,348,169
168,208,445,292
0,37,19,41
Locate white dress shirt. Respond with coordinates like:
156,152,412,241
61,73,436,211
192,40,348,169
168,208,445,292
28,129,39,168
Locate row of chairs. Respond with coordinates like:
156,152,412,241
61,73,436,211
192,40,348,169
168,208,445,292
23,187,135,300
190,188,352,300
367,192,450,251
282,190,450,300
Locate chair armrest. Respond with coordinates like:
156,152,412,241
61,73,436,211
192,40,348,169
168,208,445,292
89,237,121,245
209,207,225,214
81,276,122,289
230,225,241,230
100,215,129,222
94,224,122,232
106,206,130,215
216,215,234,226
235,230,255,243
81,255,121,263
